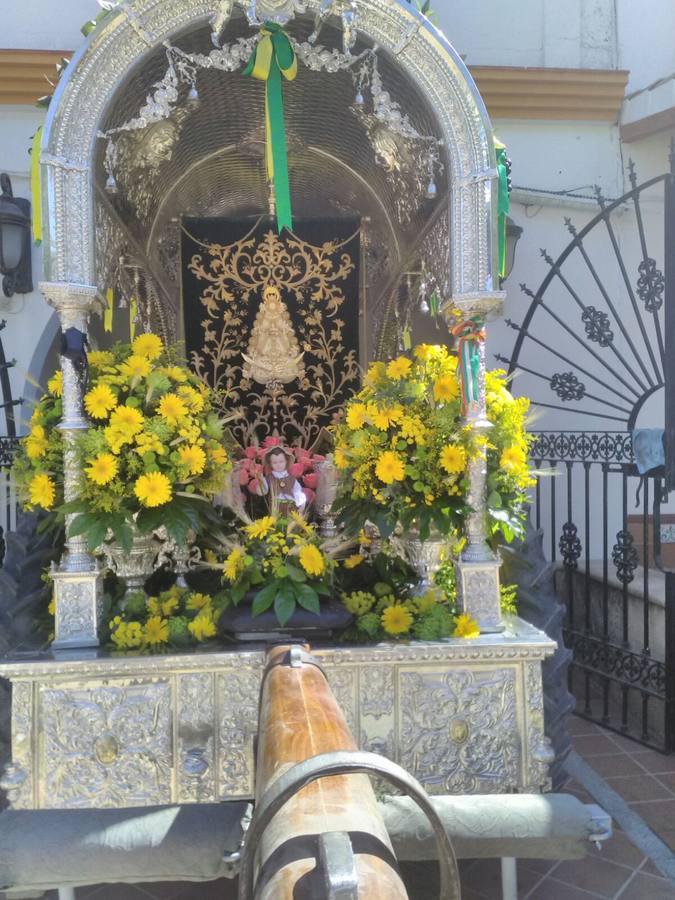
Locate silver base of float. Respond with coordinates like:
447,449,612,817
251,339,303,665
0,618,556,810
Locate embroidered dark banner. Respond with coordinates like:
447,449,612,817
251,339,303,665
182,216,360,449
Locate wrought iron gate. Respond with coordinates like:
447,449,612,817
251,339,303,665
505,144,675,752
0,319,21,568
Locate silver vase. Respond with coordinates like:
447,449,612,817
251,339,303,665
315,455,339,537
100,528,162,604
398,525,449,595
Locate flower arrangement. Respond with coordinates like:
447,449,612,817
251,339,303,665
332,344,534,543
13,335,232,551
337,549,516,643
213,512,350,625
235,439,323,510
107,584,225,651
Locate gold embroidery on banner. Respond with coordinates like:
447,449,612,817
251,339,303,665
186,226,360,448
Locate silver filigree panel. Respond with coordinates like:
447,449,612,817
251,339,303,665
217,667,261,798
40,682,172,808
399,667,520,794
178,672,216,803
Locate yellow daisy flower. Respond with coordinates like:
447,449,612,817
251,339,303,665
47,370,63,397
88,350,115,368
178,444,206,476
188,611,217,641
245,516,277,540
381,604,413,635
132,332,164,360
440,444,467,475
178,384,205,412
119,354,151,379
144,615,170,646
26,425,48,460
369,406,394,430
209,445,229,466
157,393,188,425
500,445,528,474
161,595,179,616
334,447,348,469
28,473,56,509
104,425,131,455
375,450,405,484
298,544,325,577
386,356,412,380
453,614,480,639
109,404,144,436
162,366,189,383
344,553,365,569
134,471,173,507
85,453,118,486
346,403,369,429
186,592,212,612
84,384,118,420
433,375,459,403
223,547,246,582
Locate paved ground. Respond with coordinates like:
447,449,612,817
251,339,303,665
6,715,675,900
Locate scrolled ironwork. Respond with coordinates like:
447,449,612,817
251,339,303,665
564,629,666,694
581,306,614,346
559,522,582,570
529,431,634,463
612,530,639,585
636,257,665,313
550,372,586,402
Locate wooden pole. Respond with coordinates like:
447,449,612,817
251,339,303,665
253,644,409,900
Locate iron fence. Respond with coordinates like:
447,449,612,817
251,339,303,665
529,431,674,751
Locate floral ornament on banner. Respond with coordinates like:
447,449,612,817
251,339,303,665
12,335,233,552
332,344,535,543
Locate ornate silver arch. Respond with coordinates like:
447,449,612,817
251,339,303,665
40,0,498,299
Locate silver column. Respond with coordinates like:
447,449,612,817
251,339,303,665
40,281,105,648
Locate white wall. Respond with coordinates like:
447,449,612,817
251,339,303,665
1,0,99,50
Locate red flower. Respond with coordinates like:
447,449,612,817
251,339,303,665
302,472,319,490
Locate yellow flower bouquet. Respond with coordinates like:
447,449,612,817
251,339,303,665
107,584,227,653
332,343,534,544
14,334,232,552
212,513,350,626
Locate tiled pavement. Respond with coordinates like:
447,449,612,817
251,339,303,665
8,715,675,900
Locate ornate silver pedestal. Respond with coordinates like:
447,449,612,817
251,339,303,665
40,282,106,648
0,618,555,809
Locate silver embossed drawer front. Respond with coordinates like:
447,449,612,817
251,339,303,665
39,681,173,809
398,666,521,794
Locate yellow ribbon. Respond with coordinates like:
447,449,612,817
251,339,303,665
104,287,114,333
30,126,43,245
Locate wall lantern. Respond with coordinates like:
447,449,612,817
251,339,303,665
501,216,523,284
0,174,33,298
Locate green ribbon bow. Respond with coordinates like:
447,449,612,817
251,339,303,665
494,138,510,279
244,22,297,234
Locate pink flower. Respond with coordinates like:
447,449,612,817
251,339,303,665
239,467,250,485
303,487,316,504
302,473,319,490
289,463,304,478
263,436,281,448
245,447,258,459
248,479,261,495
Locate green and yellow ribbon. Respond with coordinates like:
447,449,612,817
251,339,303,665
494,137,510,279
30,126,43,245
244,22,297,234
452,318,485,414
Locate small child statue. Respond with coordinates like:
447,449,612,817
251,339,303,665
257,445,307,517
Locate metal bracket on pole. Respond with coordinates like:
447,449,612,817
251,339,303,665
238,749,461,900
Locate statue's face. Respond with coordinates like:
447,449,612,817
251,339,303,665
269,452,288,473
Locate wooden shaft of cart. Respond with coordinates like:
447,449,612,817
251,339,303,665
252,644,409,900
